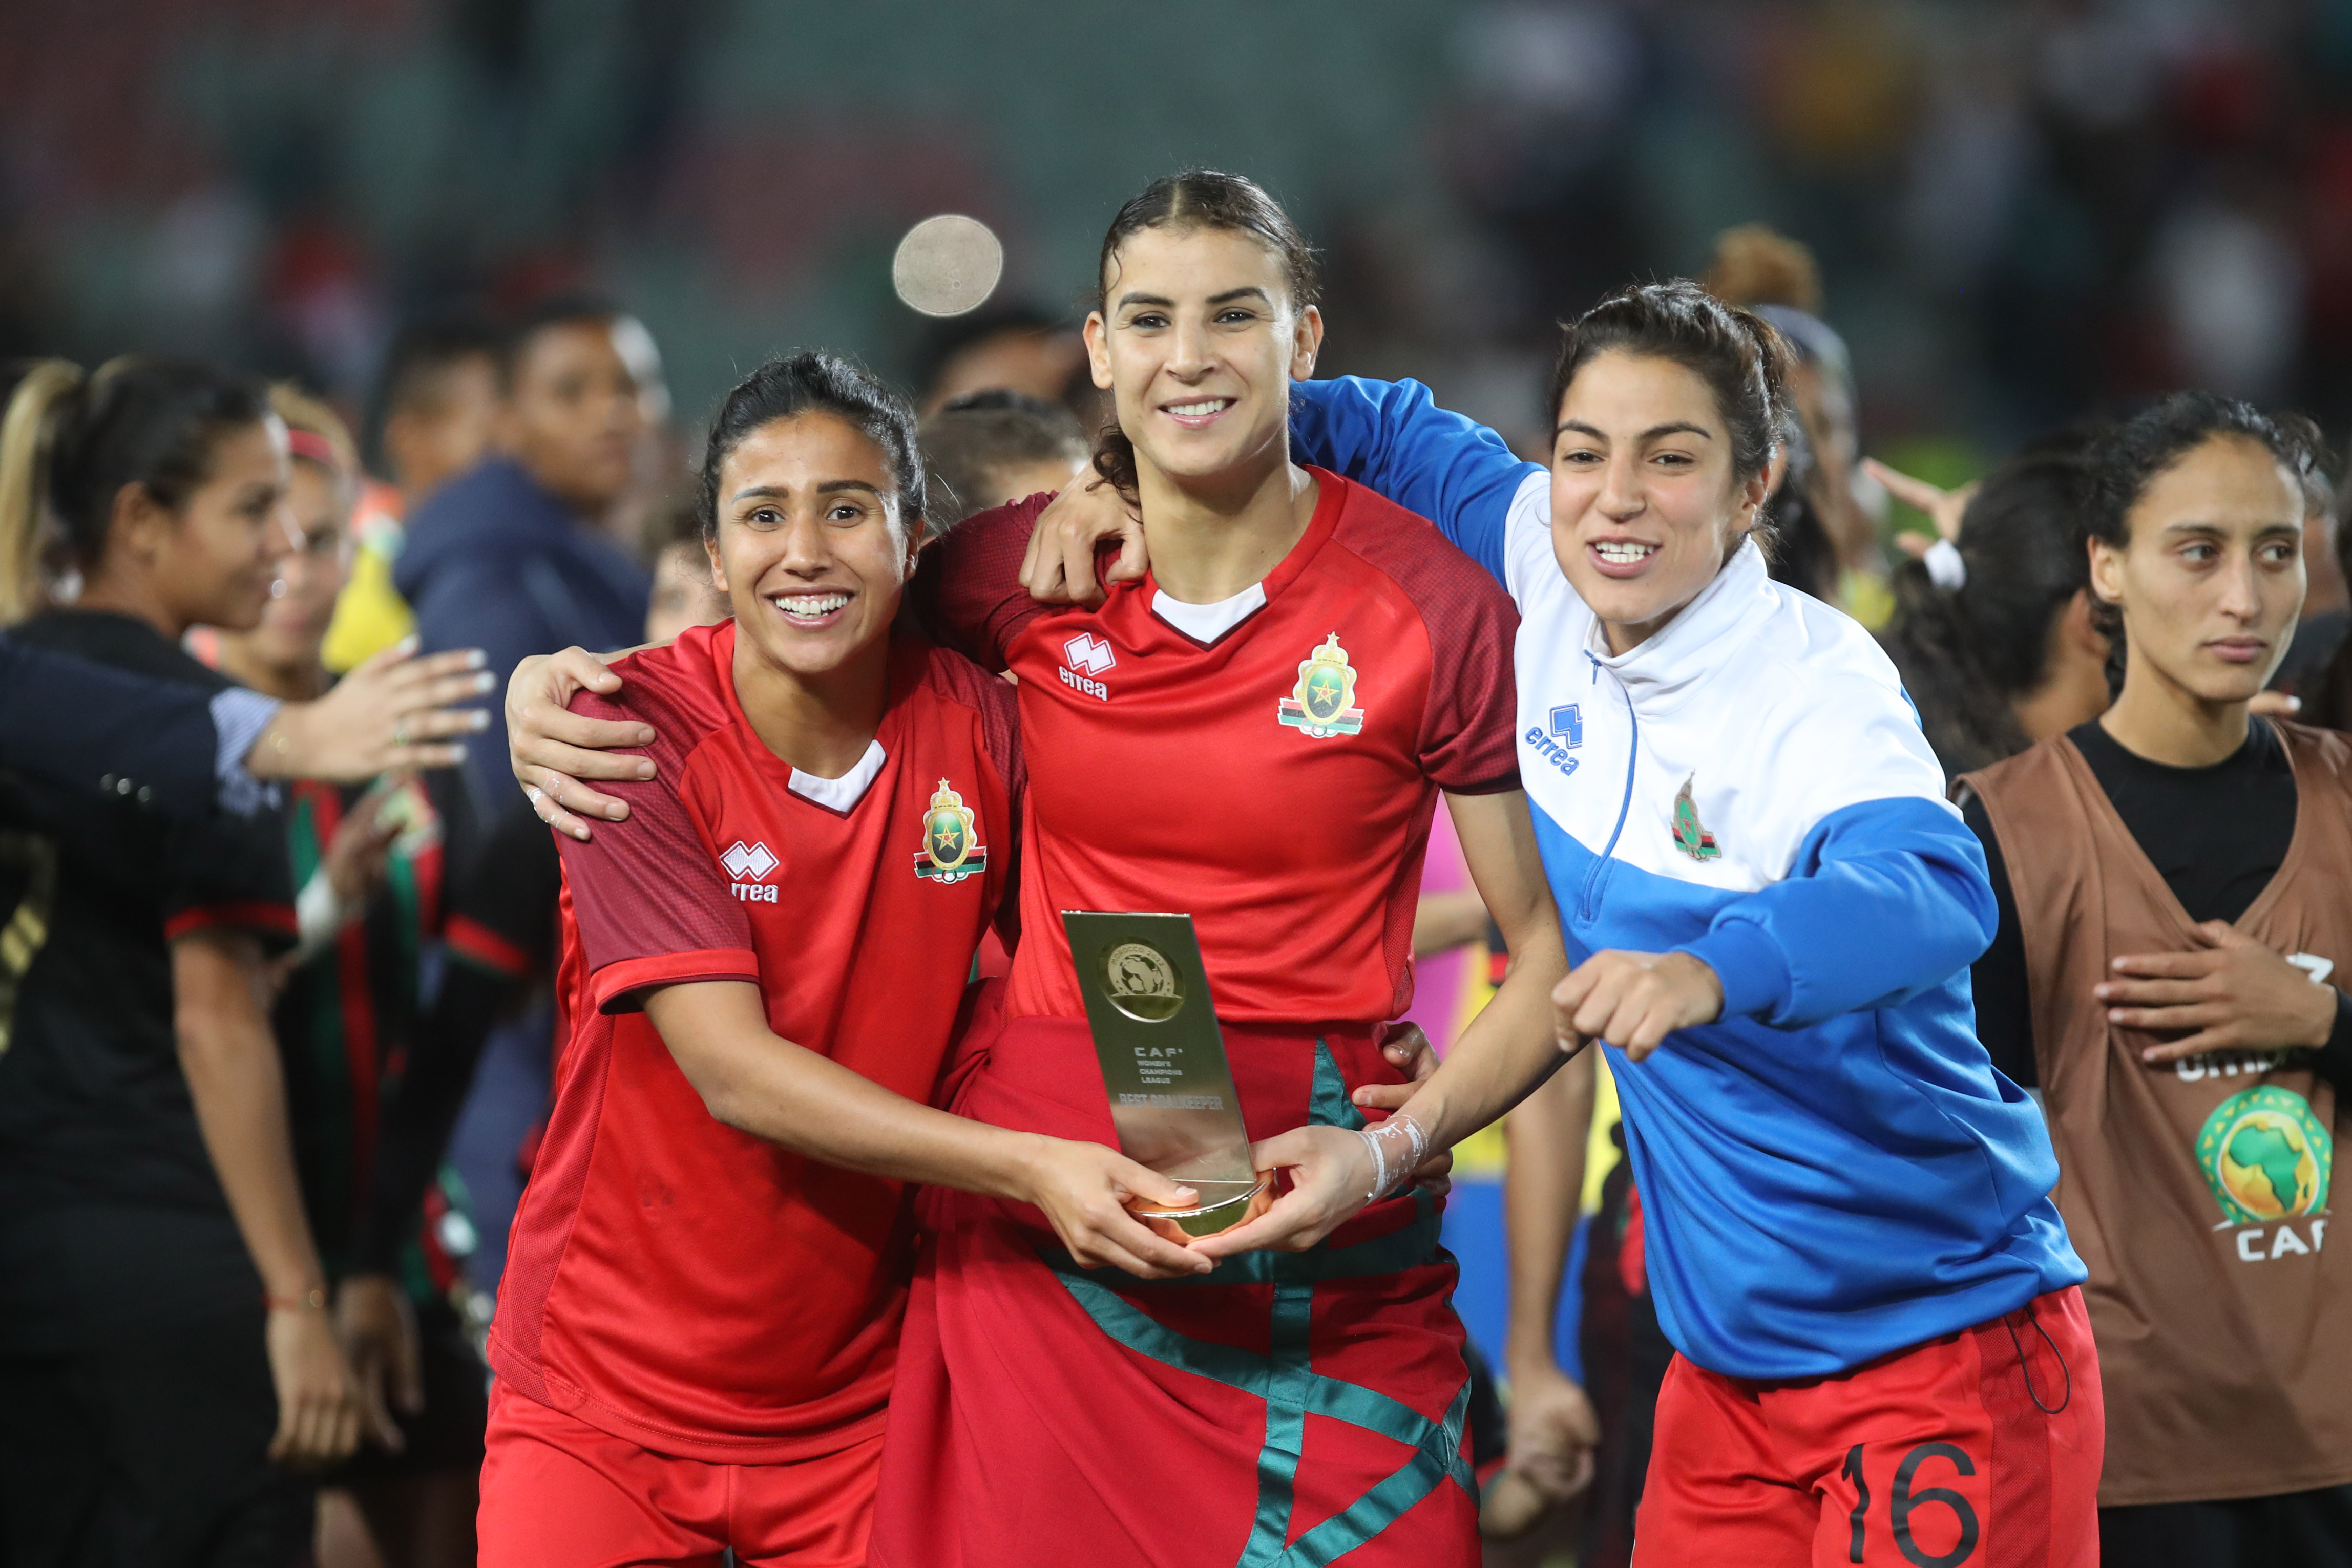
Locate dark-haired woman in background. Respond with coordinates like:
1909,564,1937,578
1959,392,2352,1568
0,359,363,1564
1876,435,2113,775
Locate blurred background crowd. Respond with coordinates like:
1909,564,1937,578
4,3,2350,1566
10,0,2352,460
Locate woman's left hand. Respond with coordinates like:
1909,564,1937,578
1186,1125,1377,1261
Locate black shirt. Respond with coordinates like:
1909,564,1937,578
1963,717,2352,1091
0,611,297,1350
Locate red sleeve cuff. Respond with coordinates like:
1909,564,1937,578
164,902,300,943
1437,768,1523,797
591,949,761,1014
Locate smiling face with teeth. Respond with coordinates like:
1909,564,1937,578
709,410,920,695
1084,225,1322,498
1550,351,1774,655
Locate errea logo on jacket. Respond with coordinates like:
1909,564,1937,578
722,840,779,903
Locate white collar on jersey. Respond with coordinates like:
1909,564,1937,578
1586,536,1777,708
1152,581,1268,644
787,739,887,812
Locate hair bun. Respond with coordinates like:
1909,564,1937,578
1702,224,1824,315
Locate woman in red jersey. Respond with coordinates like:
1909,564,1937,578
476,351,1222,1568
510,174,1582,1568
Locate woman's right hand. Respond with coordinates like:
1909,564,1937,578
1019,477,1148,606
1862,458,1978,560
1013,1136,1215,1280
507,648,654,841
251,641,494,781
264,1299,365,1470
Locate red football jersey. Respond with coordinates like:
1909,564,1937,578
491,621,1020,1463
928,467,1518,1027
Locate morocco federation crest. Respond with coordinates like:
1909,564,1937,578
1278,633,1366,739
913,778,988,883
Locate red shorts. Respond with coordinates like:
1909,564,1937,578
477,1384,881,1568
1634,1287,2104,1568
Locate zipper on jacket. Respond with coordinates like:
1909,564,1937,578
1580,650,1638,922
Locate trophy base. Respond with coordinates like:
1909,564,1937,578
1129,1172,1275,1242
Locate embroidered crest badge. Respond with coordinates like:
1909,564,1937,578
1277,633,1366,739
913,778,987,883
1671,775,1720,861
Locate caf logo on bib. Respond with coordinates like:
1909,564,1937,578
2197,1085,2331,1224
1278,633,1365,738
912,778,987,883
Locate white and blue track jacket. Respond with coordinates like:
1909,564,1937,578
1293,376,2084,1380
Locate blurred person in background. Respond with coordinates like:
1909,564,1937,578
644,497,731,643
1703,225,1888,626
2306,490,2352,731
392,294,654,1304
2267,462,2347,700
395,293,653,814
194,386,485,1568
1876,434,2112,775
1959,393,2352,1568
914,303,1095,419
917,388,1088,531
0,358,362,1564
322,310,503,676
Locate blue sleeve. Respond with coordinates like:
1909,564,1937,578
1677,797,1998,1030
1288,376,1542,588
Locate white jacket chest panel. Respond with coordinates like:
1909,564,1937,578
1499,472,1949,899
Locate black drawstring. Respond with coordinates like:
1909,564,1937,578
2003,1300,2072,1415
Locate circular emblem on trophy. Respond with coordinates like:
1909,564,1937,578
1102,942,1185,1023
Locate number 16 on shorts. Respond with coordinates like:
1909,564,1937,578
1837,1441,1980,1568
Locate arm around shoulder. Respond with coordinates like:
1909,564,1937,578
1290,376,1541,583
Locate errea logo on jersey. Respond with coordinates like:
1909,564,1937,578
721,840,780,903
1059,633,1115,701
1525,703,1581,778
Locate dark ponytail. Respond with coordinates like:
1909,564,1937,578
697,349,926,543
0,356,272,624
1879,436,2097,773
1088,169,1320,503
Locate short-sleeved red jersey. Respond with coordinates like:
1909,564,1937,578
491,621,1019,1463
927,467,1518,1027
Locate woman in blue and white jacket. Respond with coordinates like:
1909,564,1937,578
1030,280,2101,1567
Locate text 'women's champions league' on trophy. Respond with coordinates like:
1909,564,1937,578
1062,912,1275,1241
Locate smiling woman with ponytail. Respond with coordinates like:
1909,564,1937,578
0,356,370,1557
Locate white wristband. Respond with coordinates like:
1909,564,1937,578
1355,1127,1392,1205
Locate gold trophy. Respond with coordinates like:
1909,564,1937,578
1062,911,1275,1241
